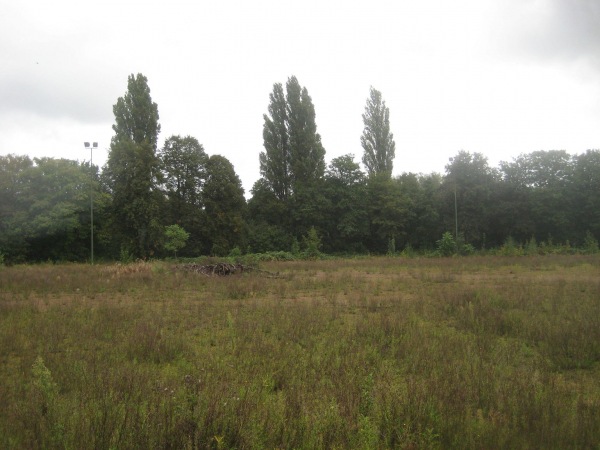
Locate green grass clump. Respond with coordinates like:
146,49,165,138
0,256,599,448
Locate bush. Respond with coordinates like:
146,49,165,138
290,237,300,256
228,246,242,258
120,247,134,264
583,231,599,254
387,236,396,256
525,236,539,255
164,224,190,257
499,236,523,256
302,227,322,259
460,243,476,255
253,251,296,262
436,232,456,257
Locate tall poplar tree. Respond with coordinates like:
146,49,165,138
260,83,290,201
260,76,325,200
361,87,396,178
104,73,162,258
285,76,326,191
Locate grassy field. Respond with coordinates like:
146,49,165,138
0,255,599,449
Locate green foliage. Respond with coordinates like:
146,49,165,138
400,243,415,257
5,83,600,261
367,175,413,252
361,87,395,178
1,257,599,448
499,236,523,256
322,164,369,253
443,151,499,248
260,76,326,198
436,232,456,257
525,236,539,255
111,73,161,149
228,246,242,259
582,231,599,254
0,155,109,262
302,226,322,259
105,73,163,259
260,82,291,201
119,246,134,264
203,155,246,255
31,356,58,409
327,154,365,186
257,76,328,253
246,179,292,253
290,237,300,256
501,150,573,188
387,236,396,256
399,172,442,250
159,135,208,255
245,251,296,261
164,224,189,257
501,150,576,244
460,243,476,255
571,150,600,241
160,135,207,207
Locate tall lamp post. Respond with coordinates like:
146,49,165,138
84,142,98,264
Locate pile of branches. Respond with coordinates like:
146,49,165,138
177,262,279,277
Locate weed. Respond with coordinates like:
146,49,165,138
0,256,598,448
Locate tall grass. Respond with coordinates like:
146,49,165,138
0,256,599,448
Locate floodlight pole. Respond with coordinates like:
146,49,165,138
454,185,458,242
84,142,98,264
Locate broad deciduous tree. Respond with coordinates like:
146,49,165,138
164,224,190,257
202,155,246,256
0,156,109,262
571,150,600,242
443,151,499,247
159,135,208,255
500,150,575,243
366,175,412,252
160,135,207,208
322,154,369,252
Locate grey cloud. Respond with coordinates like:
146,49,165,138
0,67,117,124
495,0,600,67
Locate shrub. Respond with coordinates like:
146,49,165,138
460,243,476,255
302,227,322,259
290,237,300,256
583,231,599,254
499,236,523,256
387,236,396,256
164,224,190,257
120,246,134,264
228,246,242,258
436,232,456,257
525,236,538,255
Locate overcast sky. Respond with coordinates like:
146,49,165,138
2,0,599,193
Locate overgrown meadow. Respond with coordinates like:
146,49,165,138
1,255,599,449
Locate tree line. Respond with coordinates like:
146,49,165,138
1,73,599,263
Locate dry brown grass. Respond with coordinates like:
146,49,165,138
0,255,599,448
